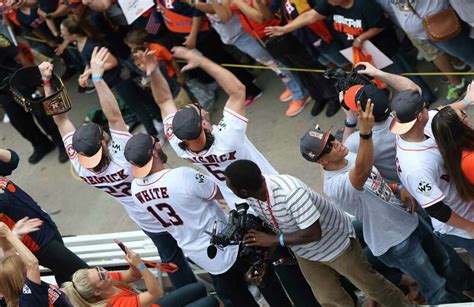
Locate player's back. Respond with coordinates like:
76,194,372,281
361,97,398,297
131,167,238,275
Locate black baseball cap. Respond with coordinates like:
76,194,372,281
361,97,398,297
72,123,103,168
343,85,390,122
300,127,331,162
172,106,202,140
390,90,425,135
124,133,154,178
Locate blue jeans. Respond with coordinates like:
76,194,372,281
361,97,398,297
143,230,197,289
377,217,465,304
156,282,218,307
232,32,307,100
436,232,474,256
429,24,474,69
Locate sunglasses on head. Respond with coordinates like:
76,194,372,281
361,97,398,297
315,134,335,161
95,266,107,281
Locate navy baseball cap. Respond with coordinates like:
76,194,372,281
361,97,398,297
72,123,103,168
172,106,202,140
390,90,425,135
124,133,154,178
300,127,331,162
343,84,390,122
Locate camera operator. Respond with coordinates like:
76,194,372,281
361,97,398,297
124,133,292,307
225,159,407,306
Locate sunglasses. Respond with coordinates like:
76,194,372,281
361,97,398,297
95,266,107,281
315,134,336,161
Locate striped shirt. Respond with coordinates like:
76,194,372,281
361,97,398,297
247,175,355,262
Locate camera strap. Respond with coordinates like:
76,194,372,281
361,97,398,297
256,184,280,232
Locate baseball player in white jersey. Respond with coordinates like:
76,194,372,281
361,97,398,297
133,47,277,209
38,47,196,289
134,47,320,307
390,82,474,247
123,133,293,307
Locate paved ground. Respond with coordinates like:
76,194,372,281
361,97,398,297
0,61,472,237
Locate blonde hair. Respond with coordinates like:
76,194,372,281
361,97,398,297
0,255,26,307
62,269,131,307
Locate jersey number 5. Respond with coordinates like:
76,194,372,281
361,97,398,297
147,203,184,227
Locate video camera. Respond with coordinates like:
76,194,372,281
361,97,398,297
324,64,373,93
207,203,276,286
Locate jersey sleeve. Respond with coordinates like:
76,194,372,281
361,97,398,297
216,108,248,149
312,0,331,16
286,187,320,229
343,132,360,154
183,168,218,200
63,130,83,173
163,113,185,155
403,170,445,208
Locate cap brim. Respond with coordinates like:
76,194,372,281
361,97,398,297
77,147,103,169
343,85,363,112
389,117,417,135
131,157,153,179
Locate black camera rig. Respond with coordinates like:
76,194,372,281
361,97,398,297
324,64,373,92
207,203,276,286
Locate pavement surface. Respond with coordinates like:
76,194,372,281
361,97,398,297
0,61,472,237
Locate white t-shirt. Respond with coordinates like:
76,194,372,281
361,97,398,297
164,108,278,209
64,129,164,233
131,167,238,274
206,5,246,45
395,110,474,239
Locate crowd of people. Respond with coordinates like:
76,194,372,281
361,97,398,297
1,0,474,306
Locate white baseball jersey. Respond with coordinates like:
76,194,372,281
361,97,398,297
395,110,474,238
64,129,165,233
131,167,238,274
164,108,278,208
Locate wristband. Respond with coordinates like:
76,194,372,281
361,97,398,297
463,97,472,107
344,118,357,128
91,76,103,82
137,263,146,271
41,79,51,86
397,183,403,193
359,131,372,139
279,234,285,247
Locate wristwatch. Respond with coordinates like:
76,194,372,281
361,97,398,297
359,131,372,139
344,119,357,128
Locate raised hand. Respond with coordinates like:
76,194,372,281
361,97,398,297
355,62,379,78
90,47,110,78
357,99,374,135
133,49,158,76
171,47,203,72
125,248,144,268
264,26,286,37
12,217,43,237
38,61,54,81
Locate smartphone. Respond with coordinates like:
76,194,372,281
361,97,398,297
114,239,127,254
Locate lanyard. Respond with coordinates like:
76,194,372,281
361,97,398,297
256,184,279,231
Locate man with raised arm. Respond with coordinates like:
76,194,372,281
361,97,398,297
38,47,196,289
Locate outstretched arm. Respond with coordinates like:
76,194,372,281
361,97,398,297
38,62,75,137
90,47,128,132
356,62,421,93
349,101,375,191
134,50,178,119
172,47,246,115
264,9,324,37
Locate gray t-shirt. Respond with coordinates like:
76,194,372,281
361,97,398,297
389,0,447,40
206,3,246,45
344,116,399,183
323,152,419,256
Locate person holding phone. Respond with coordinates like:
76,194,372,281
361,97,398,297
62,246,217,307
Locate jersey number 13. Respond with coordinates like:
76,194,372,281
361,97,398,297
147,203,184,227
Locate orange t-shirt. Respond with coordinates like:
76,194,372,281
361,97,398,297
148,43,175,78
107,272,159,307
230,0,280,39
461,151,474,186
